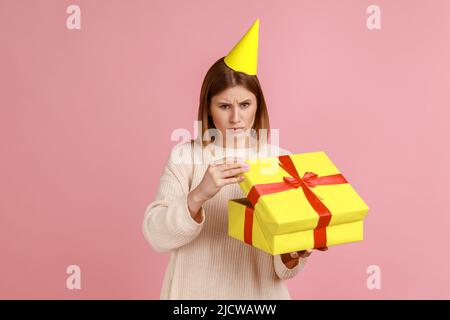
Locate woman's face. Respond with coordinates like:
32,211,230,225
209,85,258,148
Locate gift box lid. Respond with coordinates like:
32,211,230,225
237,151,369,235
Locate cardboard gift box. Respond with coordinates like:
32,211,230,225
227,151,369,255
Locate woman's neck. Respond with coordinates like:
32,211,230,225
206,136,268,160
218,136,260,150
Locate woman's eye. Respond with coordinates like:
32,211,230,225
219,103,249,109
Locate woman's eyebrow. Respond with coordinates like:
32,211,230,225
217,98,252,104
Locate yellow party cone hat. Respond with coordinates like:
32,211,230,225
224,18,260,75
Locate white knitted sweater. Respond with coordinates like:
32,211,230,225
142,140,307,299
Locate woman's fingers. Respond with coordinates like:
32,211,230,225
221,162,247,171
288,247,328,260
212,161,243,168
211,160,249,181
222,162,248,171
284,259,299,269
220,166,249,178
212,162,245,175
211,157,245,166
297,249,313,258
221,175,245,186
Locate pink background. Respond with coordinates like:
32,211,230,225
1,0,449,299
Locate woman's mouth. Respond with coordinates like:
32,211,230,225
229,127,245,134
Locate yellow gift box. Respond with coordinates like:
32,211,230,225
227,151,369,255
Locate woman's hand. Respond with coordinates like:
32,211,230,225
187,159,249,222
196,160,249,201
281,247,328,269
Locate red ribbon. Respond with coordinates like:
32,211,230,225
244,154,348,249
244,206,254,245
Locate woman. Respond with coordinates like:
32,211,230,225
143,20,326,299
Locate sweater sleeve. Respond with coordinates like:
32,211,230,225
142,146,205,253
273,254,307,280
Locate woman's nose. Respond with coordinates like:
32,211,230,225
230,106,240,123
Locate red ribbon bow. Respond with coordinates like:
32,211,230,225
244,154,348,249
